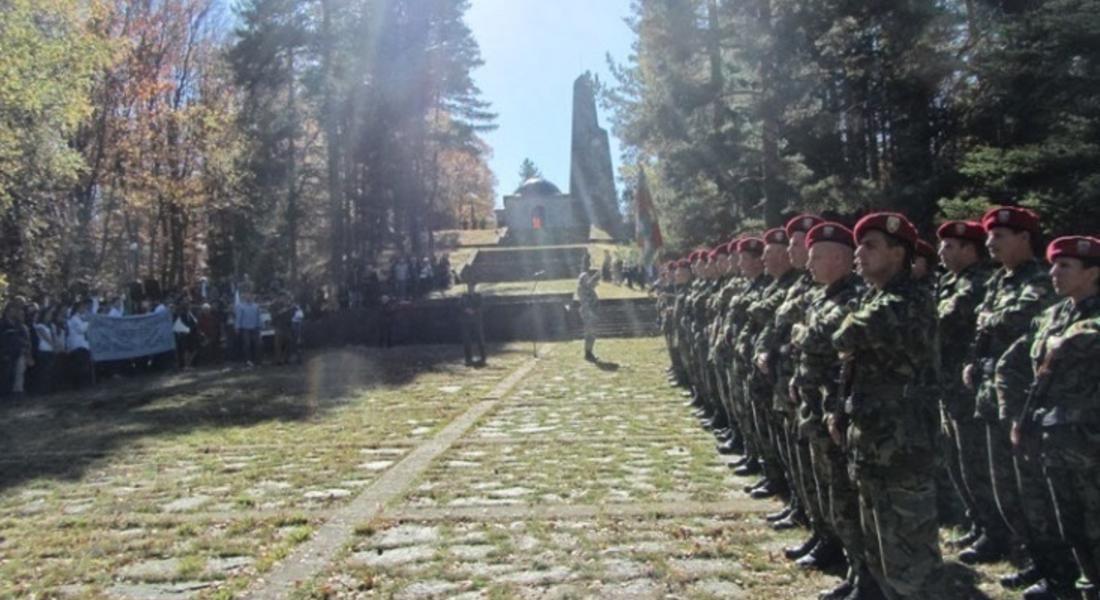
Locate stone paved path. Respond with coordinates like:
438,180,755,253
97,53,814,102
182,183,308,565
0,339,1018,599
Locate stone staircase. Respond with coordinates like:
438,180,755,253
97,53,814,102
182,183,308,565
466,246,588,283
579,297,659,338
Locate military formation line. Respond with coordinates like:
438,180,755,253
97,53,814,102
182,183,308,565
655,207,1100,600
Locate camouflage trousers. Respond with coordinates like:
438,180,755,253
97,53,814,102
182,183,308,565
853,466,942,599
806,426,864,572
987,420,1078,584
944,416,1012,543
727,360,757,458
794,417,836,540
745,375,784,486
1042,425,1100,590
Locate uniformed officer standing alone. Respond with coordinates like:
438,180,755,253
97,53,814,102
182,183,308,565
577,268,601,361
459,280,487,367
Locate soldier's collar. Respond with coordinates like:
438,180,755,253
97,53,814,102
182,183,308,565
825,273,858,298
1073,293,1100,317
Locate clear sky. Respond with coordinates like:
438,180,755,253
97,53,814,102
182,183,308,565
465,0,634,204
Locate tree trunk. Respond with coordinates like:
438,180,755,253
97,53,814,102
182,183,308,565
287,48,300,287
320,0,345,287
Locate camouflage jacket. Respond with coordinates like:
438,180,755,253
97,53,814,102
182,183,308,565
709,276,745,357
833,272,938,473
725,274,771,367
936,262,993,418
997,294,1100,426
755,270,816,401
971,259,1055,421
740,269,800,369
791,273,862,421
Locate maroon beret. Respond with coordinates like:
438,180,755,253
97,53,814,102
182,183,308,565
676,259,691,269
785,214,824,237
737,237,765,255
915,239,938,262
936,220,985,243
689,250,704,262
725,238,741,255
763,228,789,246
853,212,919,246
712,242,730,257
1047,236,1100,263
981,206,1040,234
805,222,854,249
665,261,676,271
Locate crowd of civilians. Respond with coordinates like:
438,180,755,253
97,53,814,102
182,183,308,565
0,277,306,402
0,252,456,402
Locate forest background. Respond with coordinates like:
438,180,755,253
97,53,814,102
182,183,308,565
4,0,1100,299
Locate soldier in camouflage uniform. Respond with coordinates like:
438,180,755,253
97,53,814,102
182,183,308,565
707,242,744,454
742,228,801,501
933,221,1003,552
831,212,942,599
962,207,1076,596
999,236,1100,599
675,252,706,403
693,249,729,431
762,215,845,567
577,268,601,361
791,222,874,599
657,261,683,383
728,238,772,479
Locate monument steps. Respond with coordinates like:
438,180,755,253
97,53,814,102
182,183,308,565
577,297,659,338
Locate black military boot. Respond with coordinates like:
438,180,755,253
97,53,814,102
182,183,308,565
1000,564,1042,590
784,533,818,560
733,460,761,477
819,580,854,600
957,533,1007,564
766,505,793,523
845,570,887,600
730,454,752,468
744,477,770,494
796,536,845,571
947,523,982,549
1021,578,1078,600
750,479,783,499
771,512,802,531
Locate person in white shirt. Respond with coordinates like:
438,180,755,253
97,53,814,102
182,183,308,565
108,297,124,317
31,306,60,394
66,300,95,388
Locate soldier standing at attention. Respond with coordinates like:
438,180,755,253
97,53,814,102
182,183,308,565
999,236,1100,599
933,221,1002,555
791,222,875,600
963,207,1070,595
459,280,487,367
832,212,942,599
577,268,601,362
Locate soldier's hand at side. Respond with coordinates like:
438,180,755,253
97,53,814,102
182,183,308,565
754,353,769,374
827,415,843,447
1010,420,1022,449
962,364,975,390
